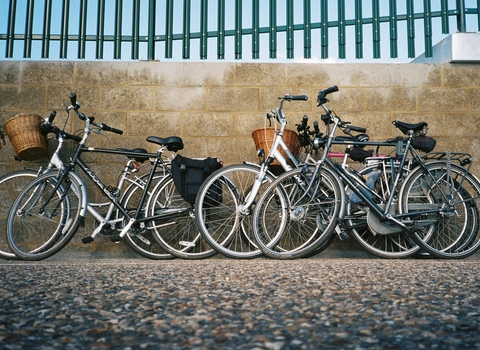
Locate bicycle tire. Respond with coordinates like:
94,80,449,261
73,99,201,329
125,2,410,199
345,164,421,258
119,173,176,260
148,175,217,259
194,163,276,259
399,161,480,259
252,166,341,259
7,171,82,261
0,169,41,260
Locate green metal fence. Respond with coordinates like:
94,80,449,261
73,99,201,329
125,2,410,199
1,0,479,61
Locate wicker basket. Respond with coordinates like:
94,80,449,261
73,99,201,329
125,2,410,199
4,113,48,161
252,128,301,167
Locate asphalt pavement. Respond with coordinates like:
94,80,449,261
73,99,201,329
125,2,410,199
1,257,479,350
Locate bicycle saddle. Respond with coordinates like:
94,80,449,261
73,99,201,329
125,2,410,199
116,147,150,163
393,120,428,135
146,136,184,152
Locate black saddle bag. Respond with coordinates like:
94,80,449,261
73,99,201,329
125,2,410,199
171,154,223,206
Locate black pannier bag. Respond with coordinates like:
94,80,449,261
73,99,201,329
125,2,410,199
171,154,223,206
411,136,436,153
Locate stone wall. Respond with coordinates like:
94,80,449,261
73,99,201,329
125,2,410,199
1,60,479,258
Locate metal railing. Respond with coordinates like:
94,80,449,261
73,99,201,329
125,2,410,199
1,0,479,61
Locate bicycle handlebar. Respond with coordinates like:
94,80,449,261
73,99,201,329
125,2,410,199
317,85,339,105
280,94,308,102
100,123,123,135
68,93,124,135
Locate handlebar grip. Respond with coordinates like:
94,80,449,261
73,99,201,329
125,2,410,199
291,95,308,101
69,93,77,106
350,126,367,133
322,86,339,95
313,121,320,134
47,111,56,124
101,123,123,135
301,115,308,129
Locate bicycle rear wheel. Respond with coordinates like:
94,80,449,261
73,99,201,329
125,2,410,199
346,164,421,258
0,169,40,260
252,166,341,259
120,174,176,259
399,162,480,259
195,164,276,259
148,176,216,259
7,171,82,260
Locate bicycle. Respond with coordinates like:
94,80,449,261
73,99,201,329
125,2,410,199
5,94,210,260
252,86,480,259
193,93,344,259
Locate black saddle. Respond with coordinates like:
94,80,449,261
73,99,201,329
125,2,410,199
146,136,184,152
393,120,428,135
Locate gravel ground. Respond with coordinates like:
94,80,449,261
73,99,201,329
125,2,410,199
0,258,479,350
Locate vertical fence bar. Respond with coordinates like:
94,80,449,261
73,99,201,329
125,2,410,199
6,0,16,58
389,0,397,58
338,0,345,59
372,0,380,59
252,0,260,59
183,0,191,59
78,0,87,59
355,0,363,58
217,0,225,59
165,0,174,58
114,0,123,59
321,0,328,59
303,0,311,59
269,0,277,59
200,0,208,59
42,0,52,58
441,0,449,33
424,0,432,57
132,0,140,59
286,0,294,59
407,0,415,58
24,0,34,58
147,0,155,60
235,0,242,59
456,0,466,32
60,0,70,59
96,0,105,59
478,0,480,31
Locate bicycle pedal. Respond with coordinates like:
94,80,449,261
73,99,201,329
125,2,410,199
82,237,94,244
111,235,122,243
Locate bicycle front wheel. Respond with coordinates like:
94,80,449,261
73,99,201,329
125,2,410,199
195,164,276,259
252,166,341,259
399,162,480,259
0,169,41,260
7,171,82,261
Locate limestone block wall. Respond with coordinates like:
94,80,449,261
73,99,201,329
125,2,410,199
0,60,479,257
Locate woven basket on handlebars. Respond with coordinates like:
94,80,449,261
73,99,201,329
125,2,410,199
4,113,48,161
252,128,301,167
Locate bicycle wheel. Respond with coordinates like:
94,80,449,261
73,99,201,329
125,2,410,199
7,171,82,261
195,164,276,259
252,166,341,259
120,174,176,260
345,164,421,258
0,169,42,259
148,176,216,259
399,161,480,259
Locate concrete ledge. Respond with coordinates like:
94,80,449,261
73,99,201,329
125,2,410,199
413,32,480,63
